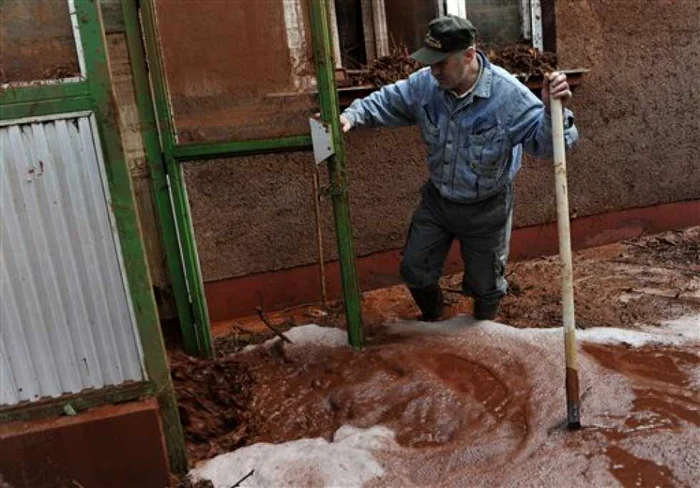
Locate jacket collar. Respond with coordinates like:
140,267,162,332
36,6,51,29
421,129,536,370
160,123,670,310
473,50,493,99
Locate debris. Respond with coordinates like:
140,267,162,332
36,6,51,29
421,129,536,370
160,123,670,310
255,307,293,344
306,307,328,319
499,228,700,329
170,352,253,462
63,403,77,416
230,469,255,488
624,229,700,269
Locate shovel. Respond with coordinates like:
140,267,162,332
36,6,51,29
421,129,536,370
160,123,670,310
550,96,581,429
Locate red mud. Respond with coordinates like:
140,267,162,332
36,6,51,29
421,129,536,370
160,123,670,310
578,344,699,488
177,325,699,485
498,227,700,329
238,334,529,451
209,227,699,339
174,229,699,485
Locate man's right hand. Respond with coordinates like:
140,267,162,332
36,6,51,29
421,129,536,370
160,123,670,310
314,112,353,133
340,114,352,133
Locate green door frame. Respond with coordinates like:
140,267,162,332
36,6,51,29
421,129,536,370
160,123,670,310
133,0,365,352
0,0,187,474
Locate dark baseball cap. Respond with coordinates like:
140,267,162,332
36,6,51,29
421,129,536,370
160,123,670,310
410,15,477,65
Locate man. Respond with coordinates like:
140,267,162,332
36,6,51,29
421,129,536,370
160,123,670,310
341,15,579,321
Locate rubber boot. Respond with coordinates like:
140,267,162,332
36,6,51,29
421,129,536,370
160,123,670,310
474,299,500,320
408,285,444,321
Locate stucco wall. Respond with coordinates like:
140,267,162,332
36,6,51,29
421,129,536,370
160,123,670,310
183,127,427,281
184,0,700,282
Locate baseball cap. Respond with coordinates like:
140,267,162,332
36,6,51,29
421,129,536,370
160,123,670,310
410,15,477,65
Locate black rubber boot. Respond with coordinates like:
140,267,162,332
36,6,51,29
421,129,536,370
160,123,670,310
408,285,444,321
473,299,500,320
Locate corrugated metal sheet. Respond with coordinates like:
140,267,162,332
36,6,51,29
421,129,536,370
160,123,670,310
0,113,145,406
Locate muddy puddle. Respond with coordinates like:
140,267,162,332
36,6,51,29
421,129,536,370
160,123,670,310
238,332,530,452
182,320,699,487
176,228,699,486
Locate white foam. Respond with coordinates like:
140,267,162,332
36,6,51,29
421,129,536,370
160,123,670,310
389,313,699,348
189,426,396,488
242,324,348,353
579,315,699,347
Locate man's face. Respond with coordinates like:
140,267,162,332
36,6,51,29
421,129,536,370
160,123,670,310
430,49,473,90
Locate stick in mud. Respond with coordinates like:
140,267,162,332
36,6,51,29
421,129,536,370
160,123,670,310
255,307,294,344
230,469,255,488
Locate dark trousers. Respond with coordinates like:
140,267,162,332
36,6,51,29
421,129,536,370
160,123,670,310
400,181,514,302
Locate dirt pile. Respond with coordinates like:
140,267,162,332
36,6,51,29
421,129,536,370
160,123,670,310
349,42,558,88
485,43,558,78
170,352,253,462
355,45,422,87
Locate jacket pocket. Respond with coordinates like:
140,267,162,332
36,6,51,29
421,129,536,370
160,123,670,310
420,104,440,146
467,124,508,191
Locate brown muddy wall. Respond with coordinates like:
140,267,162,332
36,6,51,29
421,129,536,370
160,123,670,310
553,0,700,218
184,0,700,282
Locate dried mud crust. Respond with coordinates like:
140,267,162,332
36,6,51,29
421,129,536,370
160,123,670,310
497,227,700,329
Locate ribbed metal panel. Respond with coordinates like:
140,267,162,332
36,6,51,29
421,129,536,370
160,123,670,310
0,113,145,406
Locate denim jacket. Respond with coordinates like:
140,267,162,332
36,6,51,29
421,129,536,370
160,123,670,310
342,52,579,202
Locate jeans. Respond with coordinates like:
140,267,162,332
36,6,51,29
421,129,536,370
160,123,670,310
400,180,513,302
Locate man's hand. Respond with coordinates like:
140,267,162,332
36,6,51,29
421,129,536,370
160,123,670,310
542,71,572,108
313,113,353,133
340,114,352,133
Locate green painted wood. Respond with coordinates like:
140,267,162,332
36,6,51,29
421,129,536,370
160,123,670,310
0,96,93,120
310,0,364,348
0,382,153,424
172,135,312,161
166,155,213,356
120,0,199,357
0,81,89,105
74,0,188,473
140,0,214,359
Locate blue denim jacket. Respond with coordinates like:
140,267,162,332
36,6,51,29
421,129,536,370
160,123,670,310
342,52,579,202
